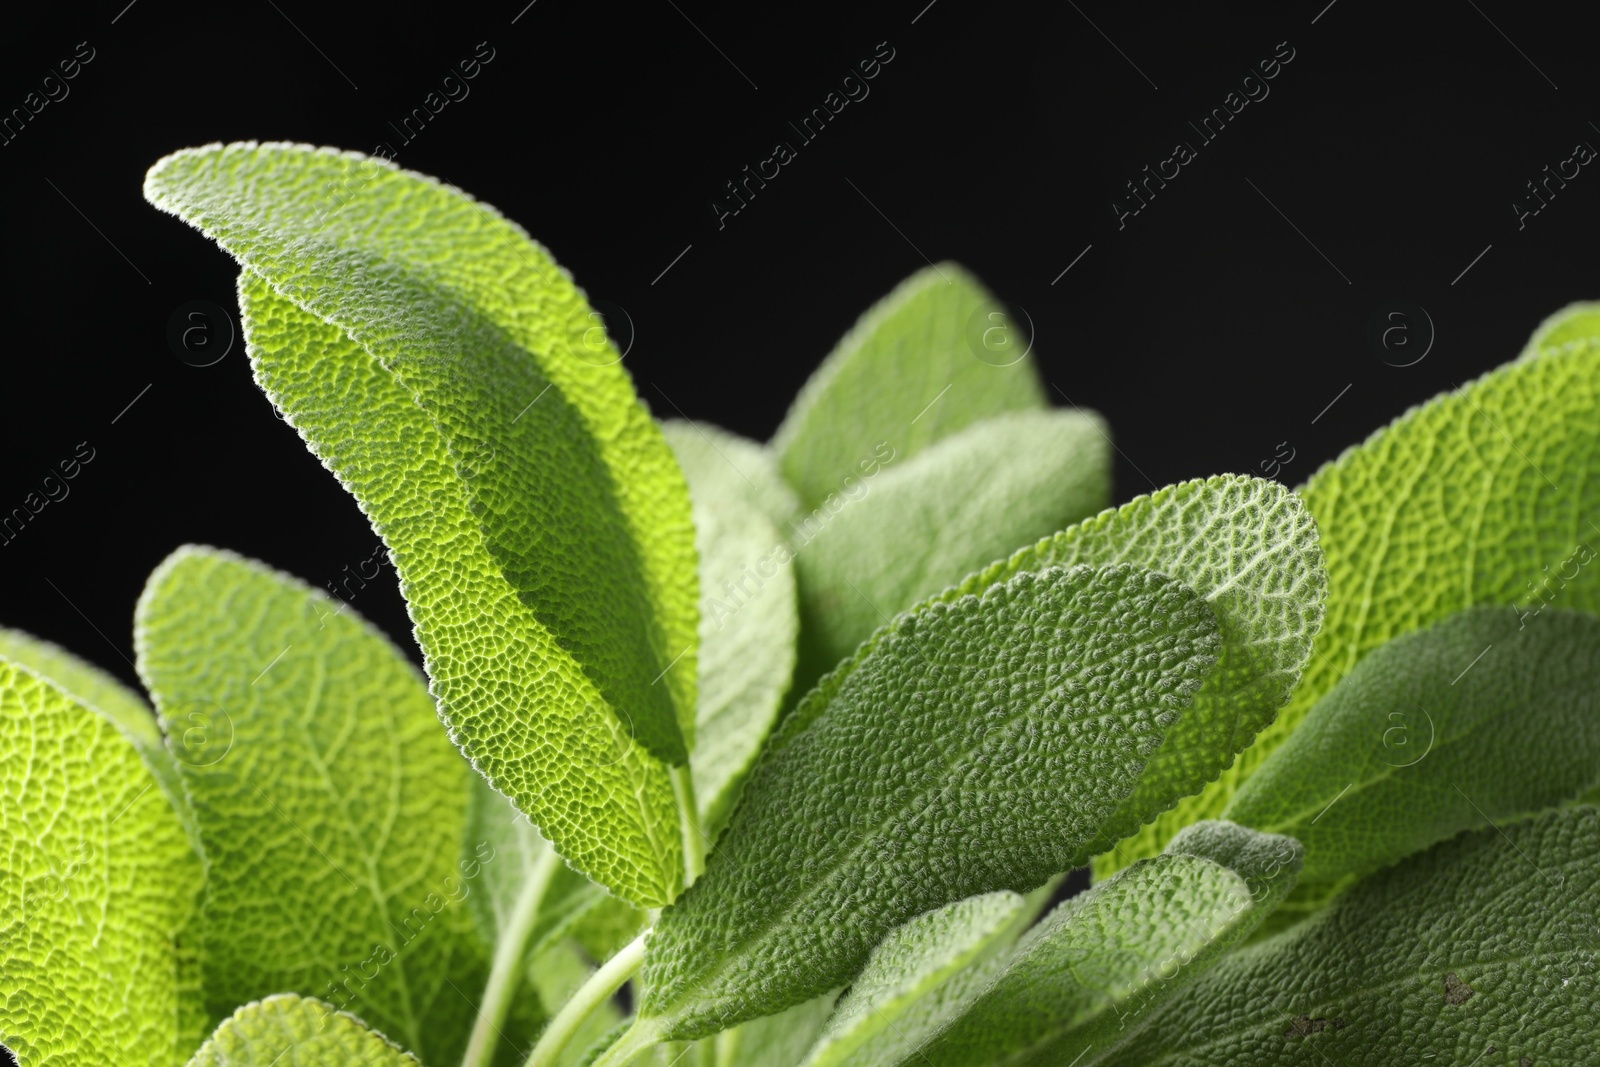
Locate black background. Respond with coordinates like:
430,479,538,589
2,4,1599,735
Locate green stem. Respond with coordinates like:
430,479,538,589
670,764,706,886
588,1016,667,1067
713,1026,741,1065
523,929,649,1067
460,845,561,1067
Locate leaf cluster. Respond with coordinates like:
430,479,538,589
3,145,1598,1067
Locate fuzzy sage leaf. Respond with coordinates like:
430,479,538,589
1225,606,1600,884
1191,302,1600,835
943,475,1325,873
187,995,420,1067
136,546,485,1065
799,892,1027,1067
636,563,1221,1041
662,420,800,836
144,142,698,907
793,408,1111,679
772,263,1046,509
0,657,203,1067
913,822,1301,1067
1090,806,1600,1066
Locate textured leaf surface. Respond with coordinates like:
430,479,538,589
810,879,1064,1067
0,630,209,1053
662,420,799,834
135,547,483,1065
772,263,1045,508
145,142,695,905
1226,606,1600,885
0,658,201,1067
793,409,1111,677
0,627,201,855
918,822,1301,1067
639,564,1222,1039
186,995,418,1067
946,476,1324,871
0,628,156,744
799,892,1025,1067
1194,303,1600,834
235,273,682,907
1092,806,1600,1066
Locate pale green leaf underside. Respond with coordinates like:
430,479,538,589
144,143,697,766
144,142,694,905
1092,806,1600,1065
945,475,1325,873
714,994,838,1067
663,419,799,530
233,273,682,906
640,564,1221,1039
793,408,1111,679
1194,302,1600,837
808,879,1066,1067
772,263,1046,509
0,658,201,1067
662,420,800,835
800,891,1025,1067
186,996,419,1067
1162,819,1304,916
134,546,482,1065
918,822,1302,1067
1226,606,1600,884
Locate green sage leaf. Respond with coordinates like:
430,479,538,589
0,658,202,1067
1090,807,1600,1066
772,263,1046,509
917,822,1302,1067
799,892,1027,1067
1226,606,1600,885
792,408,1110,678
145,142,698,906
662,420,800,835
135,546,485,1065
943,475,1325,872
638,563,1221,1039
186,995,419,1067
